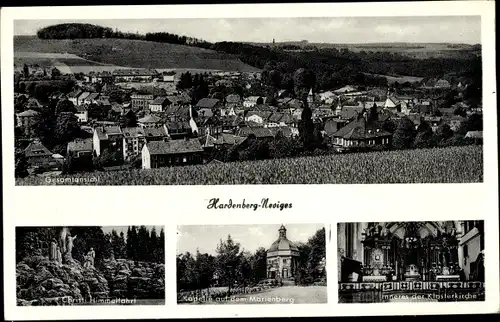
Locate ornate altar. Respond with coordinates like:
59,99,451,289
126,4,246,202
360,222,461,282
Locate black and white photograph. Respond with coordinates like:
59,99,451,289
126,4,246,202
176,224,327,304
338,221,485,303
16,226,165,306
12,16,483,185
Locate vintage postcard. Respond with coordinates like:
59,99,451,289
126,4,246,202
1,1,498,320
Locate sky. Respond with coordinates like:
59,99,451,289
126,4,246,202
101,226,164,239
176,224,326,255
14,16,481,44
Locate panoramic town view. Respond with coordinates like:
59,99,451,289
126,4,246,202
176,224,327,304
13,17,483,185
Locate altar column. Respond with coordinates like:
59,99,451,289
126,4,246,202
457,221,465,270
337,223,346,281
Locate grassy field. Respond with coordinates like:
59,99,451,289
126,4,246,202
14,36,260,72
16,145,483,185
15,51,131,74
363,72,424,84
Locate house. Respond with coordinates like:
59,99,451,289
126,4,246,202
149,96,172,113
24,141,61,170
131,94,155,111
266,112,294,128
334,85,358,95
323,118,349,137
435,79,451,89
67,138,93,170
243,96,265,108
408,115,424,130
245,111,272,125
280,98,303,110
90,71,113,84
77,92,91,106
220,106,236,117
16,109,40,136
165,106,191,122
74,105,88,123
340,106,365,121
465,131,483,139
330,114,392,152
143,126,169,142
141,139,204,169
196,98,221,111
112,69,158,82
199,134,217,151
138,114,163,129
122,127,146,161
93,126,124,158
198,108,214,119
319,91,337,104
162,71,176,82
213,133,248,149
67,90,83,106
225,94,242,107
423,116,442,130
384,97,401,112
67,138,93,158
165,121,192,140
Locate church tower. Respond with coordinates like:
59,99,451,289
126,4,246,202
279,224,287,238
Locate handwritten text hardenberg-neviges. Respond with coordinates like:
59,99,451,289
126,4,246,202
207,198,292,211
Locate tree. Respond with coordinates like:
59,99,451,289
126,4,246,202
55,99,76,114
120,110,137,128
293,68,316,100
51,67,61,79
127,226,138,261
299,100,315,149
15,150,29,178
367,103,379,122
137,226,151,262
414,120,434,148
54,112,81,144
150,227,159,263
111,229,126,259
392,117,416,149
23,64,29,78
215,235,241,296
435,123,454,142
249,247,267,283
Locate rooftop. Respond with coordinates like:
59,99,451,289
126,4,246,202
146,139,204,155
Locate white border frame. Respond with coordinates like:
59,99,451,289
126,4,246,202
2,1,498,319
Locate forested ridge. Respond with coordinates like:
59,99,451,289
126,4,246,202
34,23,482,90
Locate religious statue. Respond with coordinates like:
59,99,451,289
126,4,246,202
66,234,77,257
59,227,70,254
49,239,57,262
56,246,62,265
83,248,96,268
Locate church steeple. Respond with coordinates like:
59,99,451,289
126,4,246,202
279,224,287,238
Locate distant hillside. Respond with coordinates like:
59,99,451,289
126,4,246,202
253,41,481,59
14,36,261,72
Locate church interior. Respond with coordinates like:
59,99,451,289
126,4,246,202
337,221,485,302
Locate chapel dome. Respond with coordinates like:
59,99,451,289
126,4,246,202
268,225,299,252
